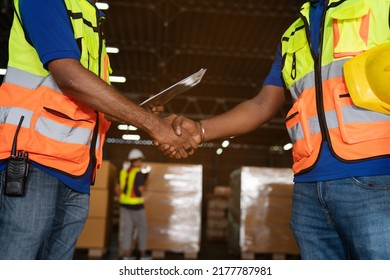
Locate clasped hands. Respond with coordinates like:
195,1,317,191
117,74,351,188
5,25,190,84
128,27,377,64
154,114,203,159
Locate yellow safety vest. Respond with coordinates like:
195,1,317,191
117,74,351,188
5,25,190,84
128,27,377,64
0,0,112,177
119,167,145,205
282,0,390,174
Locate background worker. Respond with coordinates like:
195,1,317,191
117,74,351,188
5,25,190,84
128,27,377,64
164,0,390,259
0,0,196,260
117,149,151,260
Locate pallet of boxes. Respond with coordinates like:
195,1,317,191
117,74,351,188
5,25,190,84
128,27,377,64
76,160,117,258
228,167,300,260
143,162,202,259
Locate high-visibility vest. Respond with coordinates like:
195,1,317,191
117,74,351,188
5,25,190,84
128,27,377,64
0,0,111,177
281,0,390,174
119,167,145,205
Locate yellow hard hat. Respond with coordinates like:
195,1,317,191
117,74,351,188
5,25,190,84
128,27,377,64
344,42,390,114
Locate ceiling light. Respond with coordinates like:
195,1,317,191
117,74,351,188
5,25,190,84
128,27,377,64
118,124,138,131
96,2,109,10
122,134,141,141
283,143,293,151
0,68,6,75
109,76,126,83
216,148,223,155
106,47,119,53
270,145,283,153
222,140,230,148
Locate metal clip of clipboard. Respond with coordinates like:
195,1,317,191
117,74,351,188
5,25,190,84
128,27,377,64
140,68,206,108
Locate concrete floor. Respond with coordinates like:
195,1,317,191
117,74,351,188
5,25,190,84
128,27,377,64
73,225,240,260
73,224,300,260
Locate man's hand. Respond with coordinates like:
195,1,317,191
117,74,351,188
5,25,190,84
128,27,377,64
171,115,203,144
145,105,164,115
154,115,203,158
151,116,199,159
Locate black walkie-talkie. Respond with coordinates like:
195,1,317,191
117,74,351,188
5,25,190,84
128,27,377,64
4,116,30,197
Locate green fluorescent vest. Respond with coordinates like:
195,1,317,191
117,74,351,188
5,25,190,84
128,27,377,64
280,0,390,174
0,0,112,177
119,167,145,205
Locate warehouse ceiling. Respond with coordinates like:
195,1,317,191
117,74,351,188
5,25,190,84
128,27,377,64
0,0,306,157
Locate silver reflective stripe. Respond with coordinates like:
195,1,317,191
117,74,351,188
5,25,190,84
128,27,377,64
288,111,334,143
343,106,390,124
321,59,347,81
36,116,92,145
290,71,315,101
0,107,33,128
288,123,304,144
308,115,321,135
4,67,45,89
4,66,63,93
41,75,63,93
288,106,389,143
95,134,101,150
290,59,349,101
324,110,339,130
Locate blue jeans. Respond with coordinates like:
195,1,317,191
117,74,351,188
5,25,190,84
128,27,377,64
0,165,89,259
290,175,390,259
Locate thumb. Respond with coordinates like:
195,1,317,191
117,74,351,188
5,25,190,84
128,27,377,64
172,116,184,136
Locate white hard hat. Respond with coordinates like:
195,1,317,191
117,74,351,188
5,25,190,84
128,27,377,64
128,149,145,161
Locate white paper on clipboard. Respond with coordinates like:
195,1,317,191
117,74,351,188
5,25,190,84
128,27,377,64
140,68,206,108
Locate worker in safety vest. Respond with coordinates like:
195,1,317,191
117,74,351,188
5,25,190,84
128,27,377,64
164,0,390,259
117,149,151,260
0,0,197,260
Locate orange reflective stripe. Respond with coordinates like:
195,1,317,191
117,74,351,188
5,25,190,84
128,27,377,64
102,54,109,83
359,12,370,45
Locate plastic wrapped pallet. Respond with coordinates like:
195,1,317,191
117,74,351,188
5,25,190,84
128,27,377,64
143,162,202,259
228,167,299,259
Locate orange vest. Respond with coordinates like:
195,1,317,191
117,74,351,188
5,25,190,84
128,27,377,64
0,0,111,177
281,0,390,174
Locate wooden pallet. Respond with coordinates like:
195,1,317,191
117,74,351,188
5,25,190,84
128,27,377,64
87,248,107,258
241,252,299,260
151,250,198,260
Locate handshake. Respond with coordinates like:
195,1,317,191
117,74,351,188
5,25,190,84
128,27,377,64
151,114,205,159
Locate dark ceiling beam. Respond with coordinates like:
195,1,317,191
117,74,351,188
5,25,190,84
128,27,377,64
110,0,300,19
122,74,260,89
107,43,275,61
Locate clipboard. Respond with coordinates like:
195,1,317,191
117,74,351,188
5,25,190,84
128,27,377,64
140,68,206,108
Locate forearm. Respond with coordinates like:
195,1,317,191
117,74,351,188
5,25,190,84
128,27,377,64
201,100,264,141
48,58,164,139
201,85,285,142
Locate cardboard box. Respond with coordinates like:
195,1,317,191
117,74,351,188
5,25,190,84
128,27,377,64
76,218,109,249
93,160,117,190
76,160,117,251
88,189,110,218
